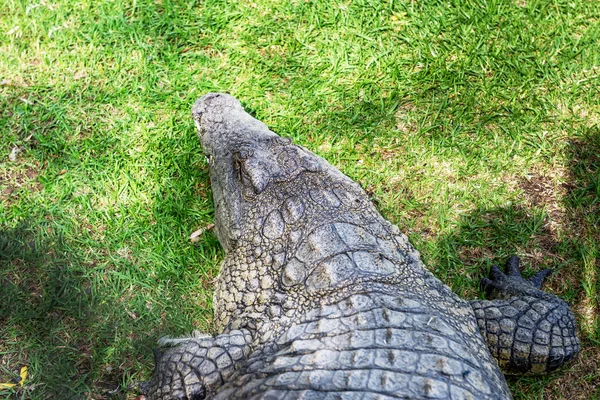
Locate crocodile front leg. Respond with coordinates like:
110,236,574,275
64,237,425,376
140,329,253,400
470,256,580,375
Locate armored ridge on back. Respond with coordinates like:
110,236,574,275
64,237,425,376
140,93,579,399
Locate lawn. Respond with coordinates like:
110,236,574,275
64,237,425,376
1,0,599,398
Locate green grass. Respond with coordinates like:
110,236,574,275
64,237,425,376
1,0,599,398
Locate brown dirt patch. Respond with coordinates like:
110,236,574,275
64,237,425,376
456,246,494,265
519,173,567,236
543,344,600,399
0,160,44,205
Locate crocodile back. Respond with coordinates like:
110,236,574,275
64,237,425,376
213,292,511,399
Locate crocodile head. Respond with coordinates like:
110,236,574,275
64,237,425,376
192,93,274,251
192,93,323,252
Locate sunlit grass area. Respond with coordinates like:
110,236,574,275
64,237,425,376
1,0,599,398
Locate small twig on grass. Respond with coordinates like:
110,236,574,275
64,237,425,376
189,223,215,243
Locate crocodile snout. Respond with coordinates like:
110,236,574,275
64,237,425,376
192,92,236,119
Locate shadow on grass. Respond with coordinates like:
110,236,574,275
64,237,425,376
426,204,557,297
0,223,99,398
564,127,600,240
0,222,165,400
0,86,156,399
426,128,600,399
1,82,220,398
2,85,117,398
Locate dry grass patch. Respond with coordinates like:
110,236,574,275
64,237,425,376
543,346,600,400
519,173,567,234
0,160,43,204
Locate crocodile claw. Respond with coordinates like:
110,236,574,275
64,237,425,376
528,268,553,288
505,255,521,277
481,255,553,299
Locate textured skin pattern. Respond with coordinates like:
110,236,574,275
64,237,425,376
213,292,507,400
471,257,579,375
140,94,579,399
141,330,253,399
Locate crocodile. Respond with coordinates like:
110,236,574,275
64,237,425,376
140,93,579,399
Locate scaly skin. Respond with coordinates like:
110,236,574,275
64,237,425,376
471,256,579,375
140,93,579,399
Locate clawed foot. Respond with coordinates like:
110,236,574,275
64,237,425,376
474,255,580,374
136,339,208,400
481,255,553,300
